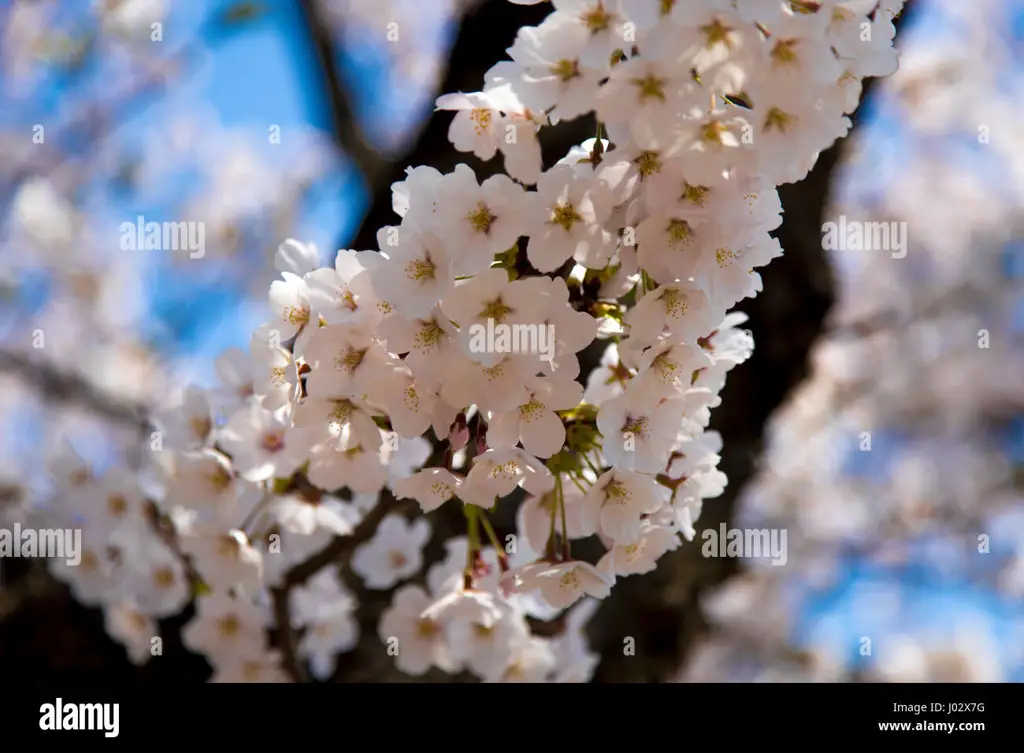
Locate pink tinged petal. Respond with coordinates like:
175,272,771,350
518,407,565,459
600,502,641,544
486,411,521,450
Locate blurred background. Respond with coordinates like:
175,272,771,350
0,0,1021,682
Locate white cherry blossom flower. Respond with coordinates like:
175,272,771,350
505,558,614,609
487,14,603,123
218,404,313,483
268,493,361,537
305,249,381,327
182,592,269,663
581,467,665,543
526,163,615,272
393,468,463,513
103,600,158,665
292,569,360,680
209,652,292,683
596,384,683,473
152,385,212,450
486,374,584,458
446,602,532,679
378,584,457,676
460,447,554,507
180,529,263,592
351,513,431,589
374,224,456,318
436,164,543,272
597,521,681,576
486,636,558,682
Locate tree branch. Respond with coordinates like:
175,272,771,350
0,348,151,431
271,585,309,682
295,0,391,194
296,0,603,257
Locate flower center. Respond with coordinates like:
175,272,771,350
329,400,354,424
489,461,519,480
430,482,455,501
559,569,581,591
631,73,667,102
667,219,694,247
405,258,435,282
652,352,680,381
473,623,496,640
701,120,727,146
416,618,440,638
467,202,497,234
519,398,544,421
389,550,408,569
700,18,734,49
661,288,688,318
681,183,710,207
634,151,662,177
338,347,367,373
153,566,176,589
581,3,612,33
415,321,445,350
605,481,631,505
475,362,504,386
470,108,492,135
284,305,309,327
218,535,241,558
218,615,241,637
261,431,285,453
190,415,211,440
480,299,513,323
771,39,799,65
550,203,583,232
107,494,128,517
763,107,792,133
622,416,649,437
208,464,233,492
550,58,580,82
624,542,643,561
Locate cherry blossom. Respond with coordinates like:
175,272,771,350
17,0,917,684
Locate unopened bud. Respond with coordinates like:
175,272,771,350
474,417,489,455
448,412,470,452
473,550,492,579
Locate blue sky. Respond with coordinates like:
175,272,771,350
123,0,364,370
0,0,452,385
142,0,453,383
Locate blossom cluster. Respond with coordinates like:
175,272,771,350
678,0,1024,682
44,0,903,681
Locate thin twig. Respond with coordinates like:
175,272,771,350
0,348,151,431
271,586,308,682
295,0,391,191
